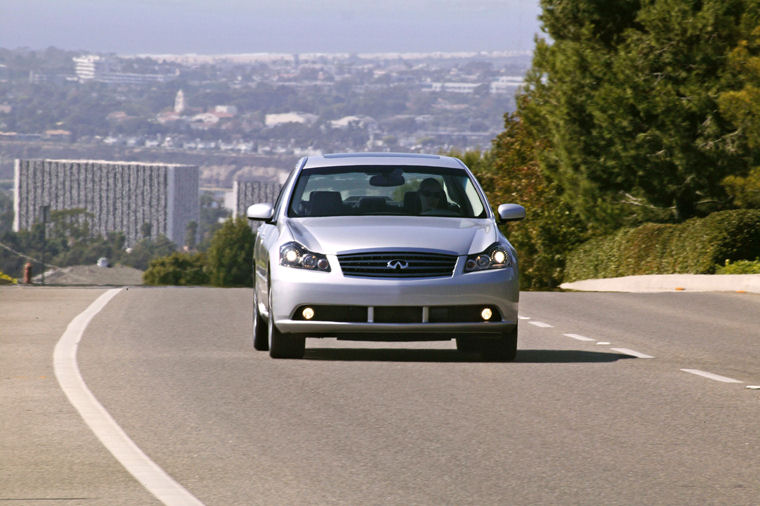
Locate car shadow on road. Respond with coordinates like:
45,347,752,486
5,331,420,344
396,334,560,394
303,348,632,363
514,350,633,363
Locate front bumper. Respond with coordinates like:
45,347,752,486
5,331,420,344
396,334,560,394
269,255,519,339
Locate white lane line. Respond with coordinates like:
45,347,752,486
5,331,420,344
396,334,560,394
518,315,530,320
54,289,204,506
610,348,654,359
528,321,554,328
680,369,743,384
563,333,596,342
596,341,611,345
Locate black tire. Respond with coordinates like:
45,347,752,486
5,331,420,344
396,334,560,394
479,326,518,362
455,337,480,353
267,290,305,359
252,286,268,351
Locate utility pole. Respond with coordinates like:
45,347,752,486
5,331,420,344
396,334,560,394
40,205,49,285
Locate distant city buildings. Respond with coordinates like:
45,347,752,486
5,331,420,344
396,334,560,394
265,112,318,127
13,159,199,247
73,55,176,84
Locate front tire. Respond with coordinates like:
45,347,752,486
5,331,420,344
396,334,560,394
267,290,305,359
479,326,518,362
252,286,268,351
455,337,480,353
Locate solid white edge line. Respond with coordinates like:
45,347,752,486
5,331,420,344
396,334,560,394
610,347,654,359
54,288,204,506
528,321,554,328
563,333,595,342
680,369,743,384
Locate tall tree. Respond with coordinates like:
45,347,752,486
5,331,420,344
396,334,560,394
206,217,255,287
522,0,753,230
471,114,586,289
718,23,760,208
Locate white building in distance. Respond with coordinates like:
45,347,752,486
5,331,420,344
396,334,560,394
13,159,199,247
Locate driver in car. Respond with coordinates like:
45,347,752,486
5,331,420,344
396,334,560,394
419,177,452,213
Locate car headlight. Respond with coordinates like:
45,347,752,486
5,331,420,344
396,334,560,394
464,243,511,272
280,242,331,272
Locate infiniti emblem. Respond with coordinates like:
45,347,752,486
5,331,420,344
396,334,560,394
387,259,409,270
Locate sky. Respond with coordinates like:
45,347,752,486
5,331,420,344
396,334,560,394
0,0,542,54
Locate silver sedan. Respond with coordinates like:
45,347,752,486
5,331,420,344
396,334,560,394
247,153,525,360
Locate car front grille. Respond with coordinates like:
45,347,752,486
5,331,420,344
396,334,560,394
337,251,457,278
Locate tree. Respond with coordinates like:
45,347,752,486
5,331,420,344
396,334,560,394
0,192,13,235
141,222,152,239
522,0,754,230
460,114,587,289
185,220,198,249
143,252,209,286
205,217,255,287
122,235,176,271
718,25,760,208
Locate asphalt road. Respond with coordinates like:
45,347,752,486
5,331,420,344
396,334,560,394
3,287,760,504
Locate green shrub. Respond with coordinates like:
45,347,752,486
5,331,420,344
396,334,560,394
565,210,760,281
715,259,760,274
143,252,209,286
205,217,255,287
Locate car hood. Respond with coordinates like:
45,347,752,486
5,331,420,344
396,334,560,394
286,216,499,256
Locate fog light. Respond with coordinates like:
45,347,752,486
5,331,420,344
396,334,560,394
302,307,315,320
481,307,493,321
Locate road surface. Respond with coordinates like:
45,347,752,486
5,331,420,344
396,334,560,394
2,286,759,504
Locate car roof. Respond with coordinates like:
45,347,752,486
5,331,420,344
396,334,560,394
300,152,468,170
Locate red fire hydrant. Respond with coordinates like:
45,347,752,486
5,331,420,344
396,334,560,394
23,262,33,284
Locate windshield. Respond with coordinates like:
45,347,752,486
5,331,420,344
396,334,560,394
287,165,487,218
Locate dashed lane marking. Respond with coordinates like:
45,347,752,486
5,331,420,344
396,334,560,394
54,288,204,506
680,369,743,384
563,333,596,342
528,321,554,328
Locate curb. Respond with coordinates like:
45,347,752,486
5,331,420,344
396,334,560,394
559,274,760,294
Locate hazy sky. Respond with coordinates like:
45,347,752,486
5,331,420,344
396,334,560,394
1,0,542,54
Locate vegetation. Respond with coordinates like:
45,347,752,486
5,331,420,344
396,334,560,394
143,217,255,287
563,210,760,281
0,205,179,279
458,114,586,289
716,259,760,274
205,217,256,287
518,0,760,232
463,0,760,287
143,252,209,285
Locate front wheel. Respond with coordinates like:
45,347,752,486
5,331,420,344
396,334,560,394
455,337,480,353
267,290,305,359
479,326,518,362
252,286,268,351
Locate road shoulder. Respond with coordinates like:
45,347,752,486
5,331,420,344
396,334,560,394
0,286,157,505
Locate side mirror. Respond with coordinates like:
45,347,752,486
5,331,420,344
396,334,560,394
246,203,274,221
497,203,526,223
